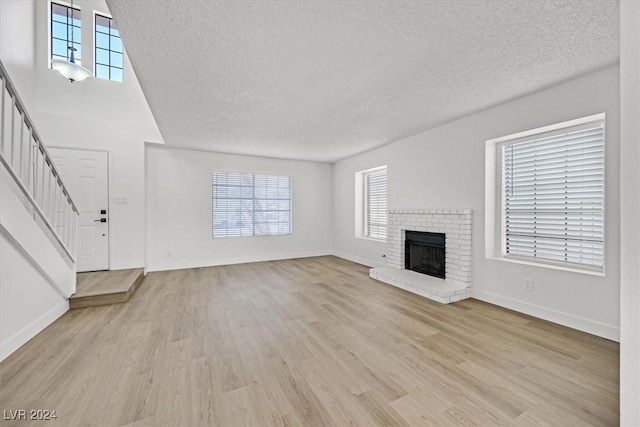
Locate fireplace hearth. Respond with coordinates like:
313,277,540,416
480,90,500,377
405,231,446,279
369,208,472,304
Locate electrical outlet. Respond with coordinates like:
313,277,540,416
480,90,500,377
524,278,534,292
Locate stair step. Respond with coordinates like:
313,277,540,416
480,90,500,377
70,268,144,309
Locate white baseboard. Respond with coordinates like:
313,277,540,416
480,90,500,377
110,260,145,270
146,249,333,273
0,299,69,362
332,251,385,268
472,289,620,342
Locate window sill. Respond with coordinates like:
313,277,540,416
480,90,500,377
486,254,605,277
356,236,387,243
212,233,292,240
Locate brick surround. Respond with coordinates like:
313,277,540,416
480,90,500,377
370,208,473,304
387,208,473,287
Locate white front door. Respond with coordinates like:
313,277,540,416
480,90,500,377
49,148,109,272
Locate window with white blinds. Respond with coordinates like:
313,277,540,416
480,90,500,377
365,167,388,240
212,172,292,238
502,118,605,272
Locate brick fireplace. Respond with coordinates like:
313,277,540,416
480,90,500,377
370,208,473,304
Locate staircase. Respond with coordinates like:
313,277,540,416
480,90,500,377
1,60,147,350
1,62,79,265
0,60,79,361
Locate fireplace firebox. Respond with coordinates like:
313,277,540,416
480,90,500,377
405,231,445,279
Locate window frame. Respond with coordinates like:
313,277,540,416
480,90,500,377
211,171,293,239
49,0,82,67
93,11,124,82
355,165,388,242
485,113,606,276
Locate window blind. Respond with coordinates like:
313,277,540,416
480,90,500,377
212,172,292,238
366,168,387,240
503,122,604,271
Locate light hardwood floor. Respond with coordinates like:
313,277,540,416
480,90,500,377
0,256,619,426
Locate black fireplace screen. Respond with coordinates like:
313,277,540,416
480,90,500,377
405,231,445,279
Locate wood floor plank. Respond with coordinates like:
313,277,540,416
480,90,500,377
0,256,619,426
354,389,412,427
390,393,451,426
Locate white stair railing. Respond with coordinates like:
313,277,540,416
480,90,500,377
0,61,79,263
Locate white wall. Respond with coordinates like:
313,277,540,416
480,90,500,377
333,66,620,340
0,0,37,110
32,0,164,269
146,145,333,272
620,1,640,424
0,233,69,361
2,0,163,270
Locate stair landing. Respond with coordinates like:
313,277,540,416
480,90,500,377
70,268,145,309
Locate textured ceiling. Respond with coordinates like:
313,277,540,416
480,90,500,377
106,0,619,163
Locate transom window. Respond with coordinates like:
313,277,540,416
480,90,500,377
501,115,605,272
212,172,292,238
50,2,82,65
95,14,123,82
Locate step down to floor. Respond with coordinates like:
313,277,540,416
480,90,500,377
70,268,145,309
